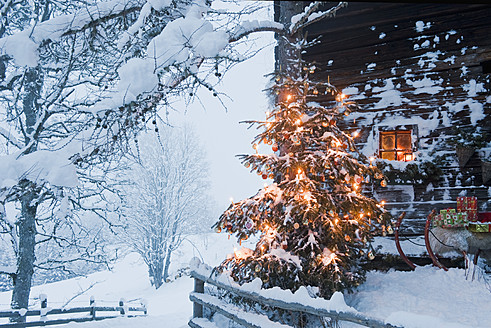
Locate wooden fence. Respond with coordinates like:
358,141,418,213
0,297,147,327
189,268,401,328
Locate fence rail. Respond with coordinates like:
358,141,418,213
189,267,401,328
0,297,146,327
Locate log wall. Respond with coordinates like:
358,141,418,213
277,2,491,232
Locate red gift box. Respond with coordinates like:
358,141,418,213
457,196,477,211
457,197,478,222
478,212,491,223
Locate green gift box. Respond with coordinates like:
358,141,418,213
453,212,468,227
468,222,491,233
443,216,454,226
439,210,468,228
432,214,443,227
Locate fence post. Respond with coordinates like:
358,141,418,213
193,278,204,318
141,299,148,315
40,294,47,321
90,296,96,320
119,298,125,315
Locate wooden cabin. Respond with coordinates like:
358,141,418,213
275,2,491,232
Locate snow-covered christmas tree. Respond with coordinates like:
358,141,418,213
213,38,390,299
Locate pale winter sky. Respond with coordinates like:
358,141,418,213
168,2,276,217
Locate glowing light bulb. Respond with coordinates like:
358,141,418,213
295,119,302,125
352,131,359,137
230,197,234,203
286,94,292,101
335,93,346,102
380,200,386,206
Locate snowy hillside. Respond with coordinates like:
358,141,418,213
1,233,490,328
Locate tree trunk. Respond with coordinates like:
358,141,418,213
162,217,180,284
148,235,164,289
149,260,164,289
162,245,172,284
10,65,43,317
274,1,305,183
274,1,305,76
10,181,37,319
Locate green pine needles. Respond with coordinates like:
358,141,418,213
213,59,389,299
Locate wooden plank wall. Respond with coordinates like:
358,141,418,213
295,3,491,232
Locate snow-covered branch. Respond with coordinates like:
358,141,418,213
0,0,145,67
119,127,212,288
0,265,15,277
229,20,284,43
0,0,282,309
0,126,22,148
290,2,348,35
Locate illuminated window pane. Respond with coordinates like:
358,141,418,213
379,130,414,162
398,134,411,149
381,152,395,160
381,134,395,150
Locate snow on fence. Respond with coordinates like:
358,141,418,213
0,296,147,327
188,260,401,328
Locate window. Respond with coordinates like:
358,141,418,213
379,130,413,161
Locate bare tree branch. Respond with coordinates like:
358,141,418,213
61,281,100,309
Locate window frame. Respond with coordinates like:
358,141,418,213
377,125,417,162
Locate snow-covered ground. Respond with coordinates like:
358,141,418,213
1,233,490,328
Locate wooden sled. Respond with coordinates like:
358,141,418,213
395,210,452,271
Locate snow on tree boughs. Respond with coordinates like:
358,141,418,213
213,37,391,299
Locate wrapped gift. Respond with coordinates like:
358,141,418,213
432,214,443,227
437,209,468,228
439,209,452,226
468,222,491,233
456,196,478,222
478,212,491,223
457,197,465,211
457,196,477,211
467,210,478,222
469,197,477,210
440,208,454,219
452,212,468,227
443,216,454,227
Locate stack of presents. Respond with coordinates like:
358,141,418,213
432,196,491,233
